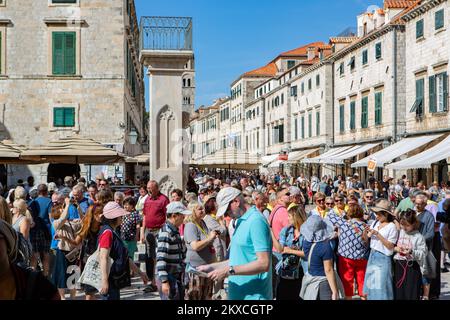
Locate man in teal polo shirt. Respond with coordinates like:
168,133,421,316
395,188,419,216
198,187,272,300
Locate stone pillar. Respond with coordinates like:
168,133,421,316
141,51,194,196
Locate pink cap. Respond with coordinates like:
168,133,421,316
103,201,128,219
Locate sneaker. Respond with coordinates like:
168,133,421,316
143,283,158,293
421,296,429,300
442,267,450,273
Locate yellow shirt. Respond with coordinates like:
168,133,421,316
316,206,328,219
333,205,349,216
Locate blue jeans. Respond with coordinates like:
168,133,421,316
363,250,394,300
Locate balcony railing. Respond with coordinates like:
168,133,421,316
140,16,193,51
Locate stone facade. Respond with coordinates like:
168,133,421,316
0,0,145,185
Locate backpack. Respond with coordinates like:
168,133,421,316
278,226,302,280
15,231,32,268
99,225,131,289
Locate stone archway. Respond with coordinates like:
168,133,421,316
156,105,177,170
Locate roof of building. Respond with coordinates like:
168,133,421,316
329,36,359,44
278,41,327,57
243,62,278,78
384,0,418,9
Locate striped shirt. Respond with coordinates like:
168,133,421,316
156,222,186,282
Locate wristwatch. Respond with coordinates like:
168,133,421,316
229,266,236,276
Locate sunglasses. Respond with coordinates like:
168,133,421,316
335,199,343,202
99,183,107,186
316,199,325,203
365,196,374,199
325,202,334,206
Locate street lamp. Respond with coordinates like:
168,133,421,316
129,129,138,145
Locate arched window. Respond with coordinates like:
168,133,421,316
187,79,191,87
183,79,186,87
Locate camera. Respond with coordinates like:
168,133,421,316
436,199,450,224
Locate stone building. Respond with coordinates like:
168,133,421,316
0,0,145,185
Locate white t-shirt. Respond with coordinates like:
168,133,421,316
369,221,399,256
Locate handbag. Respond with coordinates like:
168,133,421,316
64,221,81,263
78,247,113,292
423,250,437,280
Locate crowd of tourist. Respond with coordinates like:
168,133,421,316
0,169,449,301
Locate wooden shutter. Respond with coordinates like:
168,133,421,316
361,97,368,128
308,114,312,138
375,92,382,125
416,20,424,38
64,32,76,75
301,117,305,139
340,105,344,133
64,108,75,127
436,10,444,30
53,108,65,126
429,75,437,113
52,32,65,75
350,101,355,130
376,43,382,59
316,112,320,136
444,73,448,111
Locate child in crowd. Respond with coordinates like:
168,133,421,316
393,209,427,300
120,197,142,265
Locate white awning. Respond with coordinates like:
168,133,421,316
288,148,319,162
302,146,353,164
386,135,450,170
322,143,381,165
352,134,443,168
269,160,286,168
261,154,279,165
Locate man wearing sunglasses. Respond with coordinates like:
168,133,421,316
361,190,376,222
197,187,272,300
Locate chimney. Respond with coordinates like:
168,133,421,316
307,47,316,60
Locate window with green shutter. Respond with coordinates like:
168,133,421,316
339,104,345,133
308,113,312,138
411,78,424,116
339,62,344,76
375,92,383,125
416,19,424,39
350,101,356,130
294,118,298,140
316,74,320,87
308,78,312,90
361,96,368,128
375,43,382,60
301,82,304,94
436,72,448,112
53,107,75,127
435,9,444,30
52,32,76,75
316,112,320,136
362,49,368,65
301,116,305,139
429,75,437,113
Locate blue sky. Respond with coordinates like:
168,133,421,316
135,0,383,109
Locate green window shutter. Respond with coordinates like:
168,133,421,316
375,43,382,59
429,75,437,113
444,73,448,111
64,32,76,75
362,50,368,65
308,114,312,138
436,9,444,30
375,92,383,125
301,117,305,139
316,112,320,136
416,19,424,38
64,108,75,127
294,118,298,140
52,32,65,75
316,75,320,86
53,108,65,127
339,105,345,133
350,101,355,130
361,97,368,128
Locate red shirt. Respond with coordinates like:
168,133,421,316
143,192,170,229
268,204,289,252
99,229,113,249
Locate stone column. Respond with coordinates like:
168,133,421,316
141,51,194,195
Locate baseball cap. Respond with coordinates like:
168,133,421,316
103,201,128,219
166,201,191,215
216,187,242,218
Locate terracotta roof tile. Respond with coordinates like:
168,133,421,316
392,0,422,23
279,41,327,57
384,0,417,9
329,36,359,44
244,61,278,77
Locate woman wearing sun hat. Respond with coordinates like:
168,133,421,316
299,215,342,300
362,198,399,300
98,201,148,300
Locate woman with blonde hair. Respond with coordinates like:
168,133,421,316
272,205,308,300
11,199,33,240
183,201,218,300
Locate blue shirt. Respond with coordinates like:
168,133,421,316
229,206,272,300
30,196,52,231
77,197,90,214
278,225,307,274
302,240,334,277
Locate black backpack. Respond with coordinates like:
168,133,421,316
99,225,131,289
15,231,32,268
